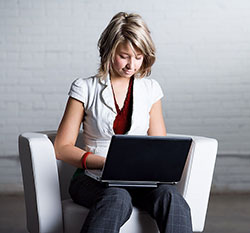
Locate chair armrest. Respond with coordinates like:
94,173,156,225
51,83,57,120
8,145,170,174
19,133,63,233
169,133,218,232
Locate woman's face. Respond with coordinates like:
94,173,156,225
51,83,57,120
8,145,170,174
111,42,144,79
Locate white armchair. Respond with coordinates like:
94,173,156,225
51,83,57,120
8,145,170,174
18,131,218,233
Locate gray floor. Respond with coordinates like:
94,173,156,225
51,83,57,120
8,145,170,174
0,193,250,233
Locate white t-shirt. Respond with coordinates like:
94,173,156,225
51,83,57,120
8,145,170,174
68,75,164,157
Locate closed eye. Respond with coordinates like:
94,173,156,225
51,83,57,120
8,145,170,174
120,55,129,59
136,56,143,60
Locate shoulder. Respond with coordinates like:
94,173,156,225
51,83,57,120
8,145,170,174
135,77,164,104
136,77,162,91
71,75,98,87
70,75,102,93
68,75,99,105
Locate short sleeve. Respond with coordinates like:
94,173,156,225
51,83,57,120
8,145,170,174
150,79,164,105
68,78,88,105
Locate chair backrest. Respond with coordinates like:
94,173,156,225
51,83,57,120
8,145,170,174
46,131,84,200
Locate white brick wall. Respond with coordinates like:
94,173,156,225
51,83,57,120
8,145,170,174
0,0,250,192
212,155,250,192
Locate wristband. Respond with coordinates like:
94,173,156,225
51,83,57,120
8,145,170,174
81,152,92,169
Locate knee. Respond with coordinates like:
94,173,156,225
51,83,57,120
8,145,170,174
155,185,190,211
152,185,192,232
154,184,177,200
99,188,133,213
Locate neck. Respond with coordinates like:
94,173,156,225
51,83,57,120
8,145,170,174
110,73,132,84
110,74,133,93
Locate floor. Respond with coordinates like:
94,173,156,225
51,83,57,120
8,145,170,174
0,193,250,233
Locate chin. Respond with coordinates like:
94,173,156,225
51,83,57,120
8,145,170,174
122,72,135,77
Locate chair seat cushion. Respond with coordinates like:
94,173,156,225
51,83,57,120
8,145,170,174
62,199,89,233
62,199,159,233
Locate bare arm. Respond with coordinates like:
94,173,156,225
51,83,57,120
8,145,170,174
147,99,167,136
54,97,105,169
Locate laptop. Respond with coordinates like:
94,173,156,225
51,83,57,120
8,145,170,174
85,135,192,187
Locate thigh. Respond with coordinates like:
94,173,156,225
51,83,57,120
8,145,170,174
130,184,183,211
69,173,107,208
69,174,133,210
130,185,192,233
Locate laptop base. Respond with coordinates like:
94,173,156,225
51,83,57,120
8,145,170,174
104,181,158,188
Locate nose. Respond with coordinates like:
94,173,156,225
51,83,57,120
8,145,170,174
126,58,134,70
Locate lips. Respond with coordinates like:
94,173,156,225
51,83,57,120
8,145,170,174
123,69,134,75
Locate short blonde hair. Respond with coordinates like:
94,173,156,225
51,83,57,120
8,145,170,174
97,12,156,79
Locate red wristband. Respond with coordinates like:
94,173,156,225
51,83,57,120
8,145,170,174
82,152,92,169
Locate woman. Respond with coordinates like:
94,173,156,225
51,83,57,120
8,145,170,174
54,12,193,233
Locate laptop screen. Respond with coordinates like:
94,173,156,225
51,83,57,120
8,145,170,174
101,135,192,183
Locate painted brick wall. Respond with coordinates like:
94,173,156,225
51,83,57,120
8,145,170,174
0,0,250,192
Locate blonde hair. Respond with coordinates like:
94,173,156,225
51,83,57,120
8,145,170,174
97,12,156,79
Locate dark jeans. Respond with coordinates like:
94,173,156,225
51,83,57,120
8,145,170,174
69,174,193,233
